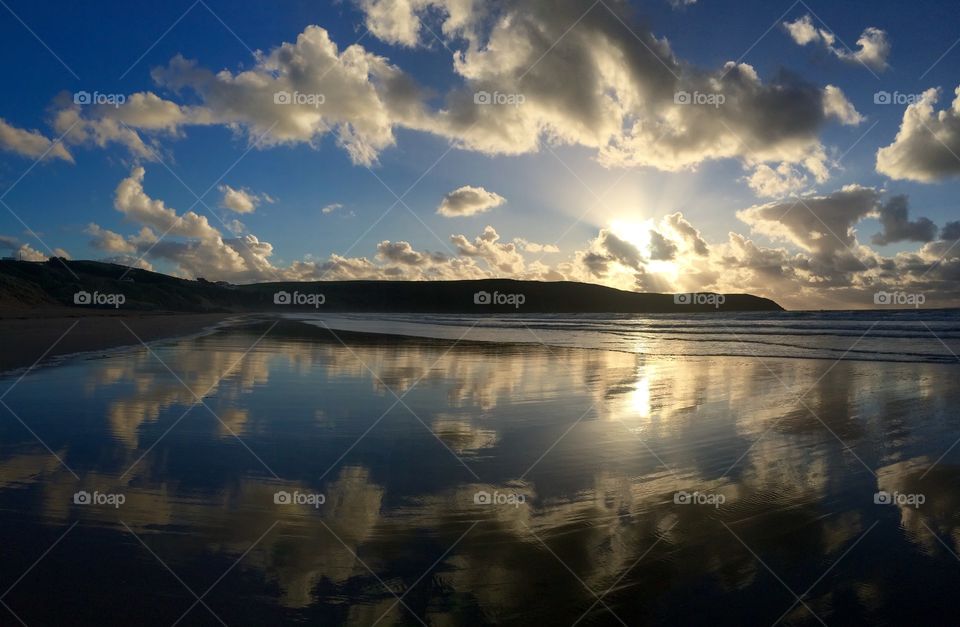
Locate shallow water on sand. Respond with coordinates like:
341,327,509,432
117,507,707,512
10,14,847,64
1,318,959,625
293,310,960,363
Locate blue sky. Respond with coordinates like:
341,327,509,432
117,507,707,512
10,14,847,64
1,0,959,308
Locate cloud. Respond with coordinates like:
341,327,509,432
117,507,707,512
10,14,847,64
783,15,820,45
941,221,960,242
51,5,859,181
68,169,960,309
106,167,279,280
376,240,445,265
0,118,72,162
437,185,506,217
871,195,938,245
665,212,709,255
88,169,561,284
322,203,344,214
355,0,423,47
149,25,428,166
428,1,860,181
850,27,892,71
783,16,890,71
737,185,879,260
513,238,559,253
219,185,266,214
876,87,960,182
823,84,865,125
745,162,810,198
85,223,136,253
649,230,678,260
354,0,483,46
0,236,67,261
450,225,525,272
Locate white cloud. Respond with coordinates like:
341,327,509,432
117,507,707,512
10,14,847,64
783,15,890,72
0,236,67,261
354,0,482,46
784,15,820,45
823,85,865,125
322,203,344,214
356,0,423,47
149,25,428,166
876,86,960,182
72,169,960,309
85,223,136,253
49,6,859,182
851,27,891,72
0,118,73,162
513,238,559,253
746,163,810,198
437,185,505,217
219,185,264,214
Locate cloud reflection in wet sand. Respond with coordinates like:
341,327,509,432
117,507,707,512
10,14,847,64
0,320,958,624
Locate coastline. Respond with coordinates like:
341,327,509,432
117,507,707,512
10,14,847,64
0,309,243,374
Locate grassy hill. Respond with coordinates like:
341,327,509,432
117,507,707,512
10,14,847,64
0,258,784,313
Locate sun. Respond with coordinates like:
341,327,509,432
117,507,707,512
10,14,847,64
610,219,656,255
608,218,683,285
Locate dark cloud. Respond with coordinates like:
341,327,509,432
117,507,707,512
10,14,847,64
871,195,938,246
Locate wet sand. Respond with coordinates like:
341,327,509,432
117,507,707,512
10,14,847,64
0,308,239,373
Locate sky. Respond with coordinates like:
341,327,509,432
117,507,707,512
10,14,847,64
1,0,959,310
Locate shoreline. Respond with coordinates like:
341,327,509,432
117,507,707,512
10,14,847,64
2,309,958,375
0,310,245,374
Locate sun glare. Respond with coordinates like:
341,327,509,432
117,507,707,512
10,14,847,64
610,219,655,254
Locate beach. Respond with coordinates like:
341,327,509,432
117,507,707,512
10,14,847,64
0,314,957,624
0,309,240,372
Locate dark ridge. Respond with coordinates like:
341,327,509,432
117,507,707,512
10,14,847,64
0,258,784,313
